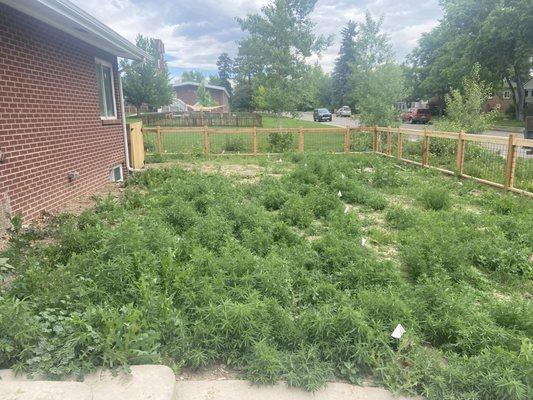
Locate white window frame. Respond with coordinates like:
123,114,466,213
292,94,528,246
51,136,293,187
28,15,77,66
95,58,117,120
503,90,511,99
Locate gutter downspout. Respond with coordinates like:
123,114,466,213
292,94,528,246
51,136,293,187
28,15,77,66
118,69,142,172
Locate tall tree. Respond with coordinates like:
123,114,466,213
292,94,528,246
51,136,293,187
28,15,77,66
409,0,533,120
235,0,331,115
348,12,394,109
121,35,174,116
196,84,217,106
216,53,234,98
332,21,357,108
181,70,205,83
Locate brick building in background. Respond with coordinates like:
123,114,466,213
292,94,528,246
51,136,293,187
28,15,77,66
174,82,231,112
0,0,147,228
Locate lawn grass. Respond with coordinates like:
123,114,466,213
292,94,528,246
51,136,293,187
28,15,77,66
2,154,531,399
491,114,525,129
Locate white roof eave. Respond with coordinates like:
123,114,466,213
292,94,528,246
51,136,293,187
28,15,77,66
1,0,150,61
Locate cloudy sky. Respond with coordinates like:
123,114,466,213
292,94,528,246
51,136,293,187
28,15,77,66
72,0,443,79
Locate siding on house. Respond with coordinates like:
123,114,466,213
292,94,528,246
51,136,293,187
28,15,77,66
0,4,126,222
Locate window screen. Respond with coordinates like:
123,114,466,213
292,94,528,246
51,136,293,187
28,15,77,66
96,60,116,119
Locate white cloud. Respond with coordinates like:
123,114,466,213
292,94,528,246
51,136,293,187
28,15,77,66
71,0,443,74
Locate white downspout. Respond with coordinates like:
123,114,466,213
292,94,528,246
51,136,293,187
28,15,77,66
118,71,142,172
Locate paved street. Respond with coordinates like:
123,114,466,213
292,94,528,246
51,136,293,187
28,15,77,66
298,112,525,138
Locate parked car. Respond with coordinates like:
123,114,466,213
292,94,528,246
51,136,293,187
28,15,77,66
313,108,332,122
402,108,432,124
336,106,351,117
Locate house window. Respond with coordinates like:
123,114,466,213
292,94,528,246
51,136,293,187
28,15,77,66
95,58,117,119
503,90,511,99
525,90,529,98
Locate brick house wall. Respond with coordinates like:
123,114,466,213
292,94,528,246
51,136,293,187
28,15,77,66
0,4,126,222
175,84,230,112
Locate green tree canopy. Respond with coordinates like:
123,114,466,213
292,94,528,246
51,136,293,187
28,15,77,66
181,70,206,83
235,0,331,115
216,53,234,98
196,84,217,107
408,0,533,120
331,20,357,108
353,63,407,127
121,35,174,115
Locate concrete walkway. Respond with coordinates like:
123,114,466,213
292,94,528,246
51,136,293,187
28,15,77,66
175,380,421,400
0,365,421,400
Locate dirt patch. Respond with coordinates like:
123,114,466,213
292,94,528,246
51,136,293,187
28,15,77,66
147,162,268,183
177,363,240,381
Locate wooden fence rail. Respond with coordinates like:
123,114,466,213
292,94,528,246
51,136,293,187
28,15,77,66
139,124,533,197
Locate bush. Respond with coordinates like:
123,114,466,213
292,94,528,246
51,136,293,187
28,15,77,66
419,186,450,210
223,137,245,152
268,132,294,153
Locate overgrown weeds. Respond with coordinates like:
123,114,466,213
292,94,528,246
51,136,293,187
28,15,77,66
0,154,531,399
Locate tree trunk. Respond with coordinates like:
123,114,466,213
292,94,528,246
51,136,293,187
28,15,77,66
506,72,524,121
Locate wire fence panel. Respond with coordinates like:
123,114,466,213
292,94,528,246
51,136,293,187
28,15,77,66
209,130,254,155
143,130,157,153
401,133,424,163
304,129,345,153
514,145,533,192
463,141,507,185
351,130,373,152
140,123,533,197
258,129,300,153
428,136,458,172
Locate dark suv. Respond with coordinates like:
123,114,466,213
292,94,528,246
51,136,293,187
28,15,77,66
313,108,332,122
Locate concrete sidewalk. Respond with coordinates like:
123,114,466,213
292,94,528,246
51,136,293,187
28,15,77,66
175,380,420,400
0,365,421,400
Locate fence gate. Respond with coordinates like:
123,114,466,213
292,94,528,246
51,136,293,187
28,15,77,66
128,121,144,169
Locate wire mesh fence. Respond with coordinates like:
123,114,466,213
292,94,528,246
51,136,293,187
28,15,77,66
209,130,254,155
350,129,374,152
304,128,345,153
139,124,533,196
258,129,300,154
463,140,507,186
400,132,424,164
428,136,458,172
514,145,533,192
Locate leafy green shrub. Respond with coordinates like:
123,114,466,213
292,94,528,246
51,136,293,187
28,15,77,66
419,186,450,210
372,165,404,188
268,132,294,153
280,196,313,229
223,137,245,152
244,341,284,384
284,347,334,392
261,187,289,211
385,207,419,230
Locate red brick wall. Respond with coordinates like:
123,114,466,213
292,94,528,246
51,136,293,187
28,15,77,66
0,4,126,221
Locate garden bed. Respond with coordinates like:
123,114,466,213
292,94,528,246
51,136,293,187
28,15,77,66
0,154,531,399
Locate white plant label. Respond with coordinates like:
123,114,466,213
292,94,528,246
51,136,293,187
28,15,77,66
391,324,406,339
361,237,367,246
341,173,345,178
338,190,342,197
278,158,283,163
344,205,350,214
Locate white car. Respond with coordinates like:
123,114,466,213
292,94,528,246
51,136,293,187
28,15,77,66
336,106,351,117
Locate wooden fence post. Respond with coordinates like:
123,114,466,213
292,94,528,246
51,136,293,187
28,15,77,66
156,125,163,154
397,127,403,159
373,125,379,153
422,127,429,166
504,133,517,189
252,126,258,156
456,131,466,175
298,127,305,153
203,125,210,155
344,127,350,153
386,125,392,155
